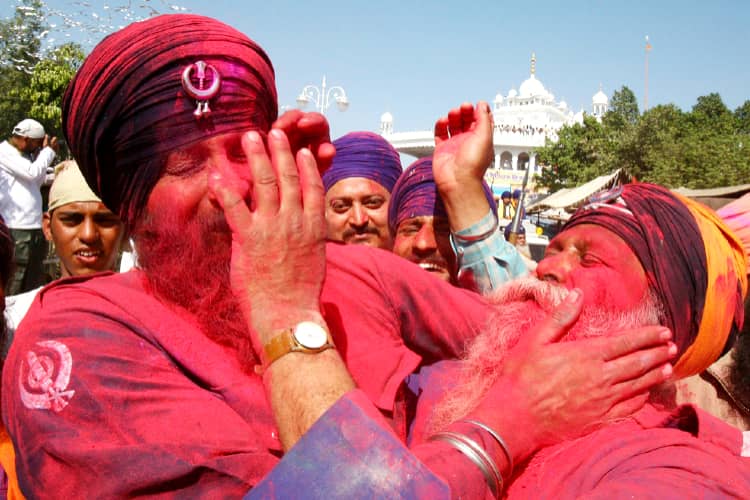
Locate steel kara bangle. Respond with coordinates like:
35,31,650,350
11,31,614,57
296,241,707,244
460,418,515,478
429,431,502,498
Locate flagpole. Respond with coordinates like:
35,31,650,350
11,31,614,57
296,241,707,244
645,35,652,111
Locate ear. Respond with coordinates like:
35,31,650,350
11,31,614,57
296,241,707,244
42,212,53,242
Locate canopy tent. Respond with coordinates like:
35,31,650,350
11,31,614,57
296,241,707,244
527,169,630,214
672,184,750,210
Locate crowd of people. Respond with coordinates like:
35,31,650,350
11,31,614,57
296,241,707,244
0,13,747,498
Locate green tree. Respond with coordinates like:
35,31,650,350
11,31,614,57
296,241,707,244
734,100,750,135
17,42,84,139
0,0,49,136
0,0,45,73
536,116,609,191
603,85,640,130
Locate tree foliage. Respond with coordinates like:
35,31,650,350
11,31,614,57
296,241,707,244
536,86,750,191
0,0,83,152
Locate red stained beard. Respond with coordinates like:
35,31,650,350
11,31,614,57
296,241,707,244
133,210,259,371
427,277,664,434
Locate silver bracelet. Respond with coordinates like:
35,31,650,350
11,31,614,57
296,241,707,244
460,419,514,478
429,431,501,498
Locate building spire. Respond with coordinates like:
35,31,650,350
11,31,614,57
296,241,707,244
530,52,536,76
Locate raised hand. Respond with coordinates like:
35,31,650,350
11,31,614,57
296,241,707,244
432,102,495,231
272,109,336,174
208,128,327,348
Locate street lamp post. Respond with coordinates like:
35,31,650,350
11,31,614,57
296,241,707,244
296,76,349,115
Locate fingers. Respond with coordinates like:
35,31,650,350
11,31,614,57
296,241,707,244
297,147,325,219
610,362,674,402
519,288,583,348
447,106,463,136
599,326,673,361
460,102,474,129
272,110,333,172
601,342,676,385
208,169,252,236
272,109,304,135
243,131,279,215
434,117,450,144
268,129,302,211
315,142,336,174
474,101,493,139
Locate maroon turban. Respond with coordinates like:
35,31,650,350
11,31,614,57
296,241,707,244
62,14,277,226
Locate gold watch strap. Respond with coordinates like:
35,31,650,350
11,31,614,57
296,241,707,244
262,324,335,370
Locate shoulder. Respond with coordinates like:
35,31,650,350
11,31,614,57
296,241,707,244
5,287,41,330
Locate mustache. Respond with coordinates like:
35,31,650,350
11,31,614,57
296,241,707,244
488,277,570,314
341,224,381,239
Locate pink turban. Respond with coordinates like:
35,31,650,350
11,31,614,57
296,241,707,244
62,14,277,226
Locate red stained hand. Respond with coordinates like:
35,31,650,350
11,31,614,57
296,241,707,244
208,128,327,349
432,101,494,197
272,109,336,174
471,289,676,463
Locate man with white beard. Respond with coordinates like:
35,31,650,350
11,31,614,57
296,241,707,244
408,183,750,497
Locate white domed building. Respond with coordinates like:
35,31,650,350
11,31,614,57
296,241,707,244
381,54,608,194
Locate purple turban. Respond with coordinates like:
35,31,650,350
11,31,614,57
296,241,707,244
323,132,402,193
388,157,497,234
62,14,277,226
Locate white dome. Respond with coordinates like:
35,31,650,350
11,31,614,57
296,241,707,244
592,90,608,105
508,88,518,98
380,111,393,123
494,93,504,103
519,74,547,97
559,100,568,110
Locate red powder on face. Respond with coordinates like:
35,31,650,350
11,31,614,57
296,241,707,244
134,209,257,370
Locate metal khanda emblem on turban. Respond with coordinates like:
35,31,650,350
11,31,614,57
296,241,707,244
181,60,222,119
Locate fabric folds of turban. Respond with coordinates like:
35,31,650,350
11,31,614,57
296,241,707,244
62,14,277,226
388,157,497,234
322,132,402,193
565,183,748,378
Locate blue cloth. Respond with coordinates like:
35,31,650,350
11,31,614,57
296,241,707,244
452,210,528,294
248,391,450,499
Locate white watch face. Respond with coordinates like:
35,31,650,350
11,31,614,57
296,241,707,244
293,321,328,349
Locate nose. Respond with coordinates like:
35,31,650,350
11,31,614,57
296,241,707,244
349,204,369,227
535,250,575,283
78,218,99,243
413,223,437,254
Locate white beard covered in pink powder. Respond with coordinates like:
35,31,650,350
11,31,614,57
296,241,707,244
427,277,664,433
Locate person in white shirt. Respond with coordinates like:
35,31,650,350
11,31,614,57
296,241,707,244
0,119,59,294
3,160,125,357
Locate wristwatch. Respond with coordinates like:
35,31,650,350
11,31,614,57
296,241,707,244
262,321,335,369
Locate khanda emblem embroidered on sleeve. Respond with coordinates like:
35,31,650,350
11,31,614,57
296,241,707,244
181,60,222,119
19,340,76,412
